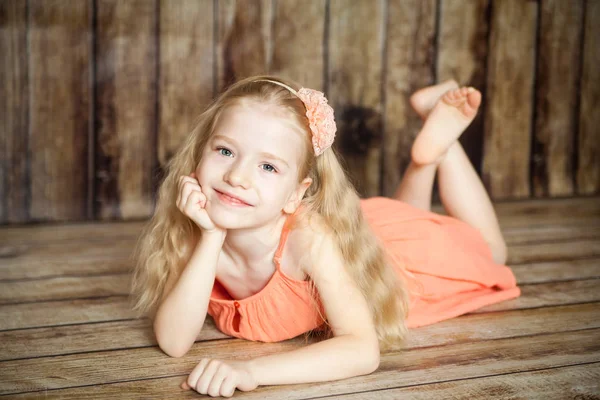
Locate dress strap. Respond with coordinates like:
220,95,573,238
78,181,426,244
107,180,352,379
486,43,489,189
273,212,295,266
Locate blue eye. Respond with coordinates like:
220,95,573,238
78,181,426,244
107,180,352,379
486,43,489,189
218,147,232,157
262,164,277,173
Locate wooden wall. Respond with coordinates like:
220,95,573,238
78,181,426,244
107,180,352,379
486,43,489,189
1,0,598,224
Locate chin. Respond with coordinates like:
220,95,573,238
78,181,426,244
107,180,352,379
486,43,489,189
206,204,254,229
207,203,279,231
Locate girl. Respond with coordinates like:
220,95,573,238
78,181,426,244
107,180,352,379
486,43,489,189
131,75,520,397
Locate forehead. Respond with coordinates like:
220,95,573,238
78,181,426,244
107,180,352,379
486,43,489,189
213,103,306,162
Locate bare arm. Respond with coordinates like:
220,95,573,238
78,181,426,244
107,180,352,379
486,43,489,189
248,230,380,385
153,232,225,358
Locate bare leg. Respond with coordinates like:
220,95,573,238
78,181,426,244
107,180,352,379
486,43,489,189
393,161,437,211
393,80,460,211
395,86,507,264
438,143,507,264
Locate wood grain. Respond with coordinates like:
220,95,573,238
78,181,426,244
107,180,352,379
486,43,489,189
0,0,29,224
0,274,131,304
1,265,596,331
28,0,92,221
510,258,600,284
482,0,537,199
326,363,600,399
2,328,598,397
0,199,597,397
270,0,325,90
95,0,157,219
215,0,272,91
0,317,229,361
532,0,583,197
507,238,600,264
158,0,214,169
577,0,600,194
474,279,600,313
329,0,388,196
382,0,437,196
1,300,597,362
502,224,600,245
9,363,600,399
0,220,145,245
0,197,597,245
437,0,490,175
0,296,133,331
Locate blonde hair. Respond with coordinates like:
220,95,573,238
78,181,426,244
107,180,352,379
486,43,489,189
130,75,409,351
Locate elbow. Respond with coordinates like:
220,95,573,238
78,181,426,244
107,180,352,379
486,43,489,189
156,335,191,358
365,350,380,374
154,321,192,358
159,342,189,358
357,335,380,375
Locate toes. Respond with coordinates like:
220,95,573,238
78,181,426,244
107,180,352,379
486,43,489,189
466,90,482,109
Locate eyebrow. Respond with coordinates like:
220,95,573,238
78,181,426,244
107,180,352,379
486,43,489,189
212,135,290,168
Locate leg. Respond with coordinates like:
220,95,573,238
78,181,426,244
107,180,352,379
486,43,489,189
396,86,507,264
393,161,437,211
438,143,508,265
393,80,460,210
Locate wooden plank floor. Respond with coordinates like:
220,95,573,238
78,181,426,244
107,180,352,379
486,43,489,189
0,197,599,399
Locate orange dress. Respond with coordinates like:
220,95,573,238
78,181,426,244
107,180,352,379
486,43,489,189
207,197,520,342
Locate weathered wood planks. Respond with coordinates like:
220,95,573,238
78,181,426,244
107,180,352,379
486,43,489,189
28,0,92,221
95,0,157,220
532,0,584,197
158,0,214,169
382,0,437,196
577,0,600,195
270,0,325,90
2,329,598,397
436,0,489,174
0,0,29,224
0,198,598,397
328,0,387,197
482,0,537,199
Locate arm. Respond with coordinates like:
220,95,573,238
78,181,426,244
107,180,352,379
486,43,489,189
249,230,380,385
153,231,225,358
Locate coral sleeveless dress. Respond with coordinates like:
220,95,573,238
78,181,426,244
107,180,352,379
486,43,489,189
207,197,521,342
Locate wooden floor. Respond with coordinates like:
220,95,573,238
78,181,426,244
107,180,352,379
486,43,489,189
0,197,599,399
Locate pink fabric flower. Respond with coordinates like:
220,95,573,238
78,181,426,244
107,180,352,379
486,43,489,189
297,88,337,156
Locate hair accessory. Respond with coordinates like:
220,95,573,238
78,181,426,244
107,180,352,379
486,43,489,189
255,79,337,156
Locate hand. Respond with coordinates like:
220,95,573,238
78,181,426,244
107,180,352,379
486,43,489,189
181,358,258,397
176,172,226,237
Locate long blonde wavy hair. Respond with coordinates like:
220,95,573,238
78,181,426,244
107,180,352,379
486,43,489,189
131,75,409,351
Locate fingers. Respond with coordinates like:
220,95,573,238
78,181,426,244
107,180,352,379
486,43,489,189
196,360,220,394
177,174,204,212
185,359,238,397
220,375,237,397
207,367,228,397
186,358,209,391
183,188,206,212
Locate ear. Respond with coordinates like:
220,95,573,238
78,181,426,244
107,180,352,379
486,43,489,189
283,177,312,214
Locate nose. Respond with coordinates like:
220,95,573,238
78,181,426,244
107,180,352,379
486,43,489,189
224,161,251,189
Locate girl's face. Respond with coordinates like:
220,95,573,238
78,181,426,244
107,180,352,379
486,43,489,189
196,103,311,230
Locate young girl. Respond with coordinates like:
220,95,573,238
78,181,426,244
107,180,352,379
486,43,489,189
131,75,520,397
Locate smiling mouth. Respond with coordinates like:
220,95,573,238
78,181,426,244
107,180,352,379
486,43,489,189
215,190,252,207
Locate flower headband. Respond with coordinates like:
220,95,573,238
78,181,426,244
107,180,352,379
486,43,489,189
254,79,337,156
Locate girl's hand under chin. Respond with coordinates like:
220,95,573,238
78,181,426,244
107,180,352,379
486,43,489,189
176,172,227,238
180,358,258,397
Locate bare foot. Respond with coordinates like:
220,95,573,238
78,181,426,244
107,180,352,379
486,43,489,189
411,87,482,165
410,79,459,120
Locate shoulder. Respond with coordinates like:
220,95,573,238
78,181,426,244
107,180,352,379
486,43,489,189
286,212,339,278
